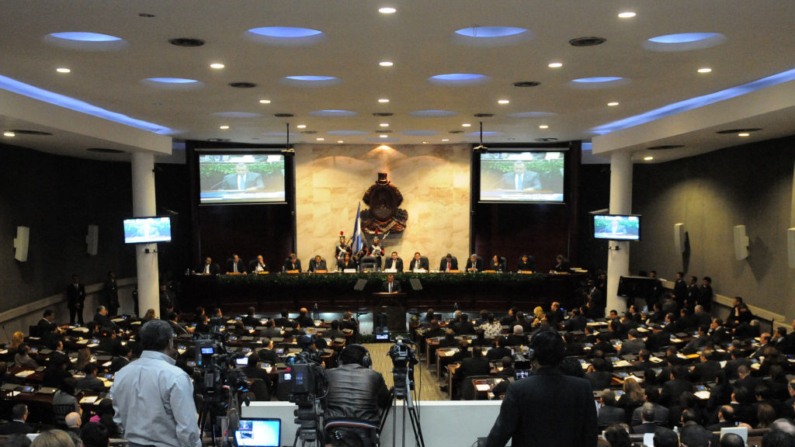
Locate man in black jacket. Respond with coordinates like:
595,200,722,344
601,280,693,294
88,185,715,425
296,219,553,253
0,404,35,434
67,274,86,325
486,328,597,447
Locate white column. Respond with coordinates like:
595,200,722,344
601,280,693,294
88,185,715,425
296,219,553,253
606,151,633,313
131,152,159,318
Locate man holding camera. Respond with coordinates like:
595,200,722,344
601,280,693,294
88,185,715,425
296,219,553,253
324,345,390,446
485,327,597,447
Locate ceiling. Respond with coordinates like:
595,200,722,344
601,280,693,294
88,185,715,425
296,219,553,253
1,0,794,163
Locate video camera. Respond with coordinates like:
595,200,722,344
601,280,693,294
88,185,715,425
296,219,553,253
387,336,418,398
194,332,248,399
282,335,329,445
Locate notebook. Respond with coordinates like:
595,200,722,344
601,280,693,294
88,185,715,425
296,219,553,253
235,418,281,447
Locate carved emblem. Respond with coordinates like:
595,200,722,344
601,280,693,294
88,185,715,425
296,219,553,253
360,173,408,234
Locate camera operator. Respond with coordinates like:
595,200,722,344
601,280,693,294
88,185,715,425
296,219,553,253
324,345,390,446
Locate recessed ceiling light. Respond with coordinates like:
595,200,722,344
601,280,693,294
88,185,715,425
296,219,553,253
380,123,389,127
56,68,71,73
442,138,449,142
379,134,388,138
422,141,428,144
379,61,394,67
210,63,225,69
738,133,750,137
539,125,549,129
3,131,15,137
259,99,271,104
219,125,229,130
607,102,619,106
643,156,654,161
379,7,396,14
498,100,510,105
618,12,636,18
297,124,307,129
462,123,472,127
378,98,390,103
317,137,324,141
698,68,712,73
337,140,344,143
548,62,563,68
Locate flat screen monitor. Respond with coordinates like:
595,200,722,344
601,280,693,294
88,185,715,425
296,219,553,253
593,214,641,241
480,151,565,203
235,418,281,447
198,153,286,204
123,216,172,244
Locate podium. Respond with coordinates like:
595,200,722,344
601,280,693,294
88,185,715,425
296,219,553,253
372,292,407,332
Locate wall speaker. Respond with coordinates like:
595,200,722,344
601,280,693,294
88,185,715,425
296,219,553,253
14,226,30,262
733,225,749,260
788,228,795,269
86,225,99,256
674,223,685,253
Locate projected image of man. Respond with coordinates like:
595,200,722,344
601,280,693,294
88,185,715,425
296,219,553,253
499,161,541,191
221,163,264,191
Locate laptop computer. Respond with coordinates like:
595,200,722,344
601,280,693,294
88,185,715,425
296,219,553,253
235,418,281,447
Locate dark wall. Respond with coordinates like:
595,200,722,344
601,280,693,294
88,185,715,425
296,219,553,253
576,163,612,273
0,144,136,313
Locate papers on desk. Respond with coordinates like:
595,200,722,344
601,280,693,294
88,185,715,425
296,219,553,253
720,361,727,368
475,384,491,392
87,343,99,348
10,391,21,397
102,361,112,368
695,390,711,400
650,356,663,363
676,353,688,359
636,327,649,333
751,362,761,371
580,362,591,370
0,349,7,355
614,360,632,368
15,370,35,378
72,327,89,333
80,396,99,404
111,318,124,323
343,269,357,273
670,338,684,344
76,340,88,345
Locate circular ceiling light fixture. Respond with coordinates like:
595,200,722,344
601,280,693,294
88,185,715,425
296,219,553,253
618,12,636,18
372,112,394,117
607,102,619,106
56,68,71,73
281,76,341,88
246,27,325,46
229,82,257,88
169,38,205,47
697,68,712,73
569,36,607,47
379,7,397,14
428,73,490,87
454,26,528,38
259,99,271,104
379,61,394,67
548,62,563,68
210,63,225,69
644,33,726,52
512,81,541,87
50,32,122,42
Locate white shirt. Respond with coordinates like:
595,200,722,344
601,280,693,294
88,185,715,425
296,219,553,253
112,351,201,447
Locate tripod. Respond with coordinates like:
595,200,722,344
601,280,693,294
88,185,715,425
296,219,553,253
292,398,324,447
198,393,226,447
379,368,425,447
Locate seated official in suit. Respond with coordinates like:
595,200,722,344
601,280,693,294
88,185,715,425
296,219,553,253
409,252,429,271
295,308,315,330
226,254,247,274
77,364,106,393
381,274,401,293
196,257,220,275
283,253,301,272
94,306,119,331
453,346,490,399
552,254,571,273
38,309,59,333
439,253,458,272
249,255,268,273
384,251,403,272
499,161,541,191
597,390,626,427
308,255,327,272
0,404,36,435
337,252,357,271
517,254,535,272
220,163,264,190
465,254,484,273
488,255,507,272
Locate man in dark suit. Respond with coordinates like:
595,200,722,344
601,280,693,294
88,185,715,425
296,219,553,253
690,351,721,383
0,404,36,434
697,276,713,312
274,309,295,329
487,337,513,361
465,254,484,273
94,306,119,331
597,390,626,426
439,253,458,272
563,308,587,331
498,161,541,191
66,274,85,325
619,329,646,356
249,254,268,273
38,309,59,332
257,339,280,365
104,271,120,316
197,257,220,275
453,347,491,399
110,344,132,373
630,389,670,426
283,253,301,272
685,276,699,311
632,403,660,434
682,325,710,354
672,271,688,309
307,255,327,272
381,274,401,293
220,163,264,190
77,364,106,393
660,365,694,407
409,252,429,271
226,254,247,274
384,251,403,272
706,405,736,431
485,328,597,447
517,254,535,272
294,308,314,329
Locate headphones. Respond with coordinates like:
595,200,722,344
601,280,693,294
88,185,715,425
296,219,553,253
340,344,372,368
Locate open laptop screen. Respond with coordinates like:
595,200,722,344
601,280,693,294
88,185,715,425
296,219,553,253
235,418,281,447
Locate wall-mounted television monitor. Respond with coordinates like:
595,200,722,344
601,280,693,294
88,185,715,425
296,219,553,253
123,216,172,244
198,153,286,204
593,214,641,241
480,151,565,203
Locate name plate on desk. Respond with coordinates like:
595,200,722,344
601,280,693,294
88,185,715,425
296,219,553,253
226,272,242,275
413,269,427,273
313,270,328,274
286,270,300,274
519,271,534,274
483,270,497,273
384,268,398,273
256,271,270,275
343,269,357,273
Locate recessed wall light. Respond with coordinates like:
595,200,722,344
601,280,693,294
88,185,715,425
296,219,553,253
618,12,636,18
607,102,620,106
56,68,71,73
316,137,324,141
548,62,563,68
442,138,449,142
337,140,344,143
379,134,388,138
297,124,307,129
378,98,390,103
422,141,428,144
3,131,15,137
379,61,394,67
539,125,549,129
219,125,229,130
210,63,225,69
738,133,750,137
379,7,396,14
259,99,271,104
498,100,510,104
643,156,654,161
380,123,389,127
698,68,712,73
462,123,471,128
